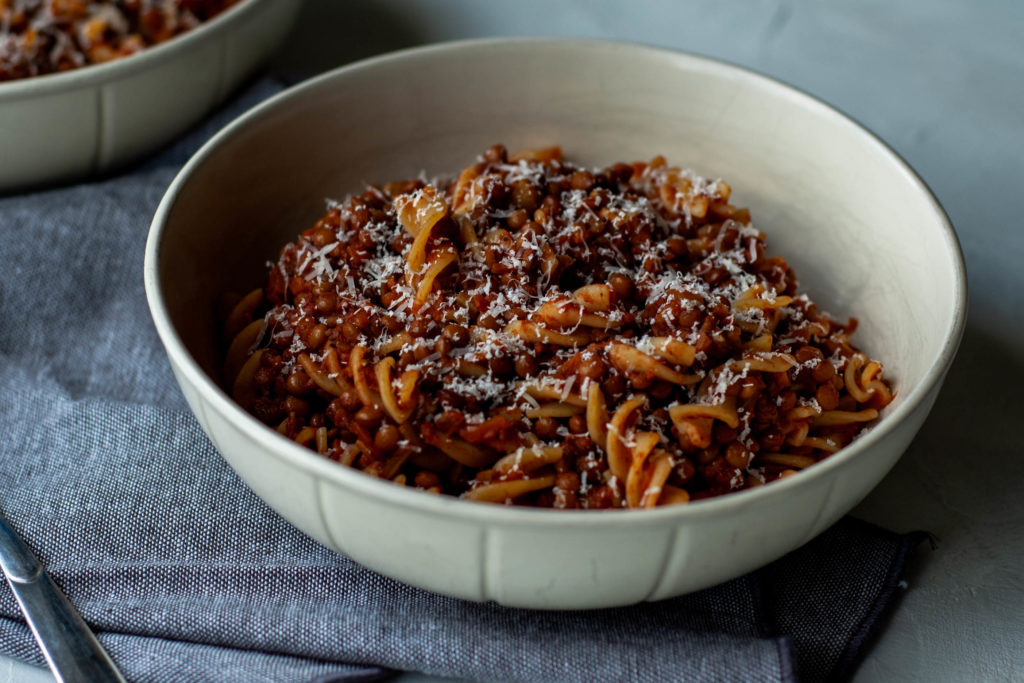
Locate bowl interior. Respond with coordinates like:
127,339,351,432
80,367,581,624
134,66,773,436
156,39,961,465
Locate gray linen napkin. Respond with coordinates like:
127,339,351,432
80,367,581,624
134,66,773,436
0,80,924,683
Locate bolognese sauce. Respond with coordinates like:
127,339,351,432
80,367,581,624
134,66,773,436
223,145,893,509
1,0,240,81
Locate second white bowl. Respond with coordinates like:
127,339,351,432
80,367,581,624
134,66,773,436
0,0,301,193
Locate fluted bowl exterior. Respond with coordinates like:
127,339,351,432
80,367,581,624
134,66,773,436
145,39,966,609
0,0,301,193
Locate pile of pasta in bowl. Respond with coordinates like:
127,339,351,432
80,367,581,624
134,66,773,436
223,145,893,510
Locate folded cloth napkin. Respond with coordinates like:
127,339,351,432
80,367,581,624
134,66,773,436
0,79,926,683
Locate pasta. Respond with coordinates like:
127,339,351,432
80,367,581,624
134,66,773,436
0,0,241,82
222,145,894,509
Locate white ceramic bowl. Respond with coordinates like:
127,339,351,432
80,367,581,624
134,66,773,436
0,0,301,193
145,38,966,609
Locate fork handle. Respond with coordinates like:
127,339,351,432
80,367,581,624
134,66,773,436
0,516,125,683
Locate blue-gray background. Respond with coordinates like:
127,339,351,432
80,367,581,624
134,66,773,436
6,1,1022,681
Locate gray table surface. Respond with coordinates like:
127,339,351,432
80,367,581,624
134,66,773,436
6,1,1022,681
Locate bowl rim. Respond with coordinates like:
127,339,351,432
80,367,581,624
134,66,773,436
145,36,968,527
0,0,272,102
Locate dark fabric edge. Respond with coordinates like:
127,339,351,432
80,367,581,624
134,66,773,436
748,571,799,683
747,568,774,639
776,636,799,683
826,530,933,683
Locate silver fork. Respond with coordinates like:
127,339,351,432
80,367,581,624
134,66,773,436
0,510,125,683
